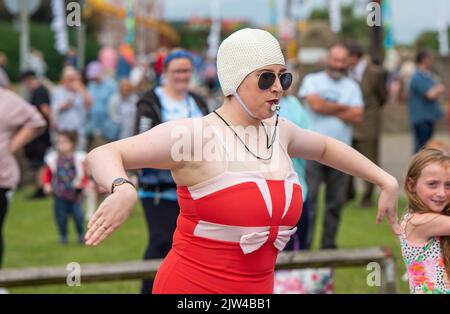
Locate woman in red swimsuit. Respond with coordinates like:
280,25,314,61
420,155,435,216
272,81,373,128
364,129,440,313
84,29,401,294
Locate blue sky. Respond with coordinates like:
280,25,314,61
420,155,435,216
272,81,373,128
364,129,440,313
162,0,450,44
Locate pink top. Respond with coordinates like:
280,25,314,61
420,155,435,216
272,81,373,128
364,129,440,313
0,88,46,189
399,211,450,294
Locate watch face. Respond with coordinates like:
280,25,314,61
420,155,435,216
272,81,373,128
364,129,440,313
113,178,125,185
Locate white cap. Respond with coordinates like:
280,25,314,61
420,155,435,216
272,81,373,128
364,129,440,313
217,28,285,96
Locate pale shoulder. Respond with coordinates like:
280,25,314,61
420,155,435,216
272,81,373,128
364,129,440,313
152,116,204,132
278,116,325,160
104,117,209,171
278,116,311,136
278,116,323,143
145,116,212,152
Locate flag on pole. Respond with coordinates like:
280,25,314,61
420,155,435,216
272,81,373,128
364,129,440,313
51,0,69,54
437,0,449,56
382,0,394,50
329,0,341,33
125,0,135,44
207,0,221,59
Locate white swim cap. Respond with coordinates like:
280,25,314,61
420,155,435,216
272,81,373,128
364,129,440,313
217,28,285,96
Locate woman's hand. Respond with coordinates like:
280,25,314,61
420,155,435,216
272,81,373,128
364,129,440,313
85,184,137,246
376,176,402,235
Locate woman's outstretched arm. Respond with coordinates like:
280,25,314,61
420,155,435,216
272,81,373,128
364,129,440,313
283,118,401,235
85,118,193,246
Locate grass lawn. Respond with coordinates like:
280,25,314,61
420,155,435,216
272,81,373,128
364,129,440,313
3,186,409,294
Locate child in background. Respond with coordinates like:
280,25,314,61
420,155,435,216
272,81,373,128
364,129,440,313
399,148,450,293
43,131,88,244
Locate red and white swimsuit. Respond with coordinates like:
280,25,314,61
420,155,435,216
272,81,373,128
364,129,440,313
152,127,303,294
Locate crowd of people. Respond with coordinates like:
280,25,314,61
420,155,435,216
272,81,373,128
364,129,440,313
0,29,449,294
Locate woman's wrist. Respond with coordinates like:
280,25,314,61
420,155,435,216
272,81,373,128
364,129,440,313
379,174,399,192
112,183,138,200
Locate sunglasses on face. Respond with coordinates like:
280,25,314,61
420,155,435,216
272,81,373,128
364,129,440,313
258,72,293,91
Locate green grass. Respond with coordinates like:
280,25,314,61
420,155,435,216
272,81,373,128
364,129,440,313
4,186,146,293
311,189,409,294
3,186,409,294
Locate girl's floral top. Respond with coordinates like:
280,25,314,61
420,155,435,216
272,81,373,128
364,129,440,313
399,212,450,294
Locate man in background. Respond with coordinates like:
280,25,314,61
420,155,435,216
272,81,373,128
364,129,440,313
298,43,363,249
346,41,388,208
20,70,53,199
408,49,445,153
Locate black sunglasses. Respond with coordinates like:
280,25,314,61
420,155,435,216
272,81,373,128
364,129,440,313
258,72,293,90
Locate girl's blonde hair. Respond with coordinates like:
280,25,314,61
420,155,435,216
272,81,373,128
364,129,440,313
404,148,450,278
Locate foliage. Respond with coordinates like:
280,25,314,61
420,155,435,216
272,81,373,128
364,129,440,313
0,21,100,82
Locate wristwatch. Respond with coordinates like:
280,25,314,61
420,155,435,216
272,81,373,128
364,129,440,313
111,178,135,194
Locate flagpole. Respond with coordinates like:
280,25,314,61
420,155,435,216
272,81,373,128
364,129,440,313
370,0,384,65
77,0,86,70
437,0,449,56
19,0,29,71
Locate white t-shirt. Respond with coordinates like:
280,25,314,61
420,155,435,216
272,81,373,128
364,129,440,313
298,71,363,145
155,86,204,122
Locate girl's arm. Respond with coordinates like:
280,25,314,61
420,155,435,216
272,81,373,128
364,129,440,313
86,118,191,188
408,213,450,240
85,118,194,246
283,118,401,234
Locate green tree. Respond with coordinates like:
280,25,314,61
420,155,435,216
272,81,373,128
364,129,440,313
0,20,100,82
308,5,372,49
415,27,450,52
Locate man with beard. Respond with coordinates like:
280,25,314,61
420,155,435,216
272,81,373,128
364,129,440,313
298,43,364,249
